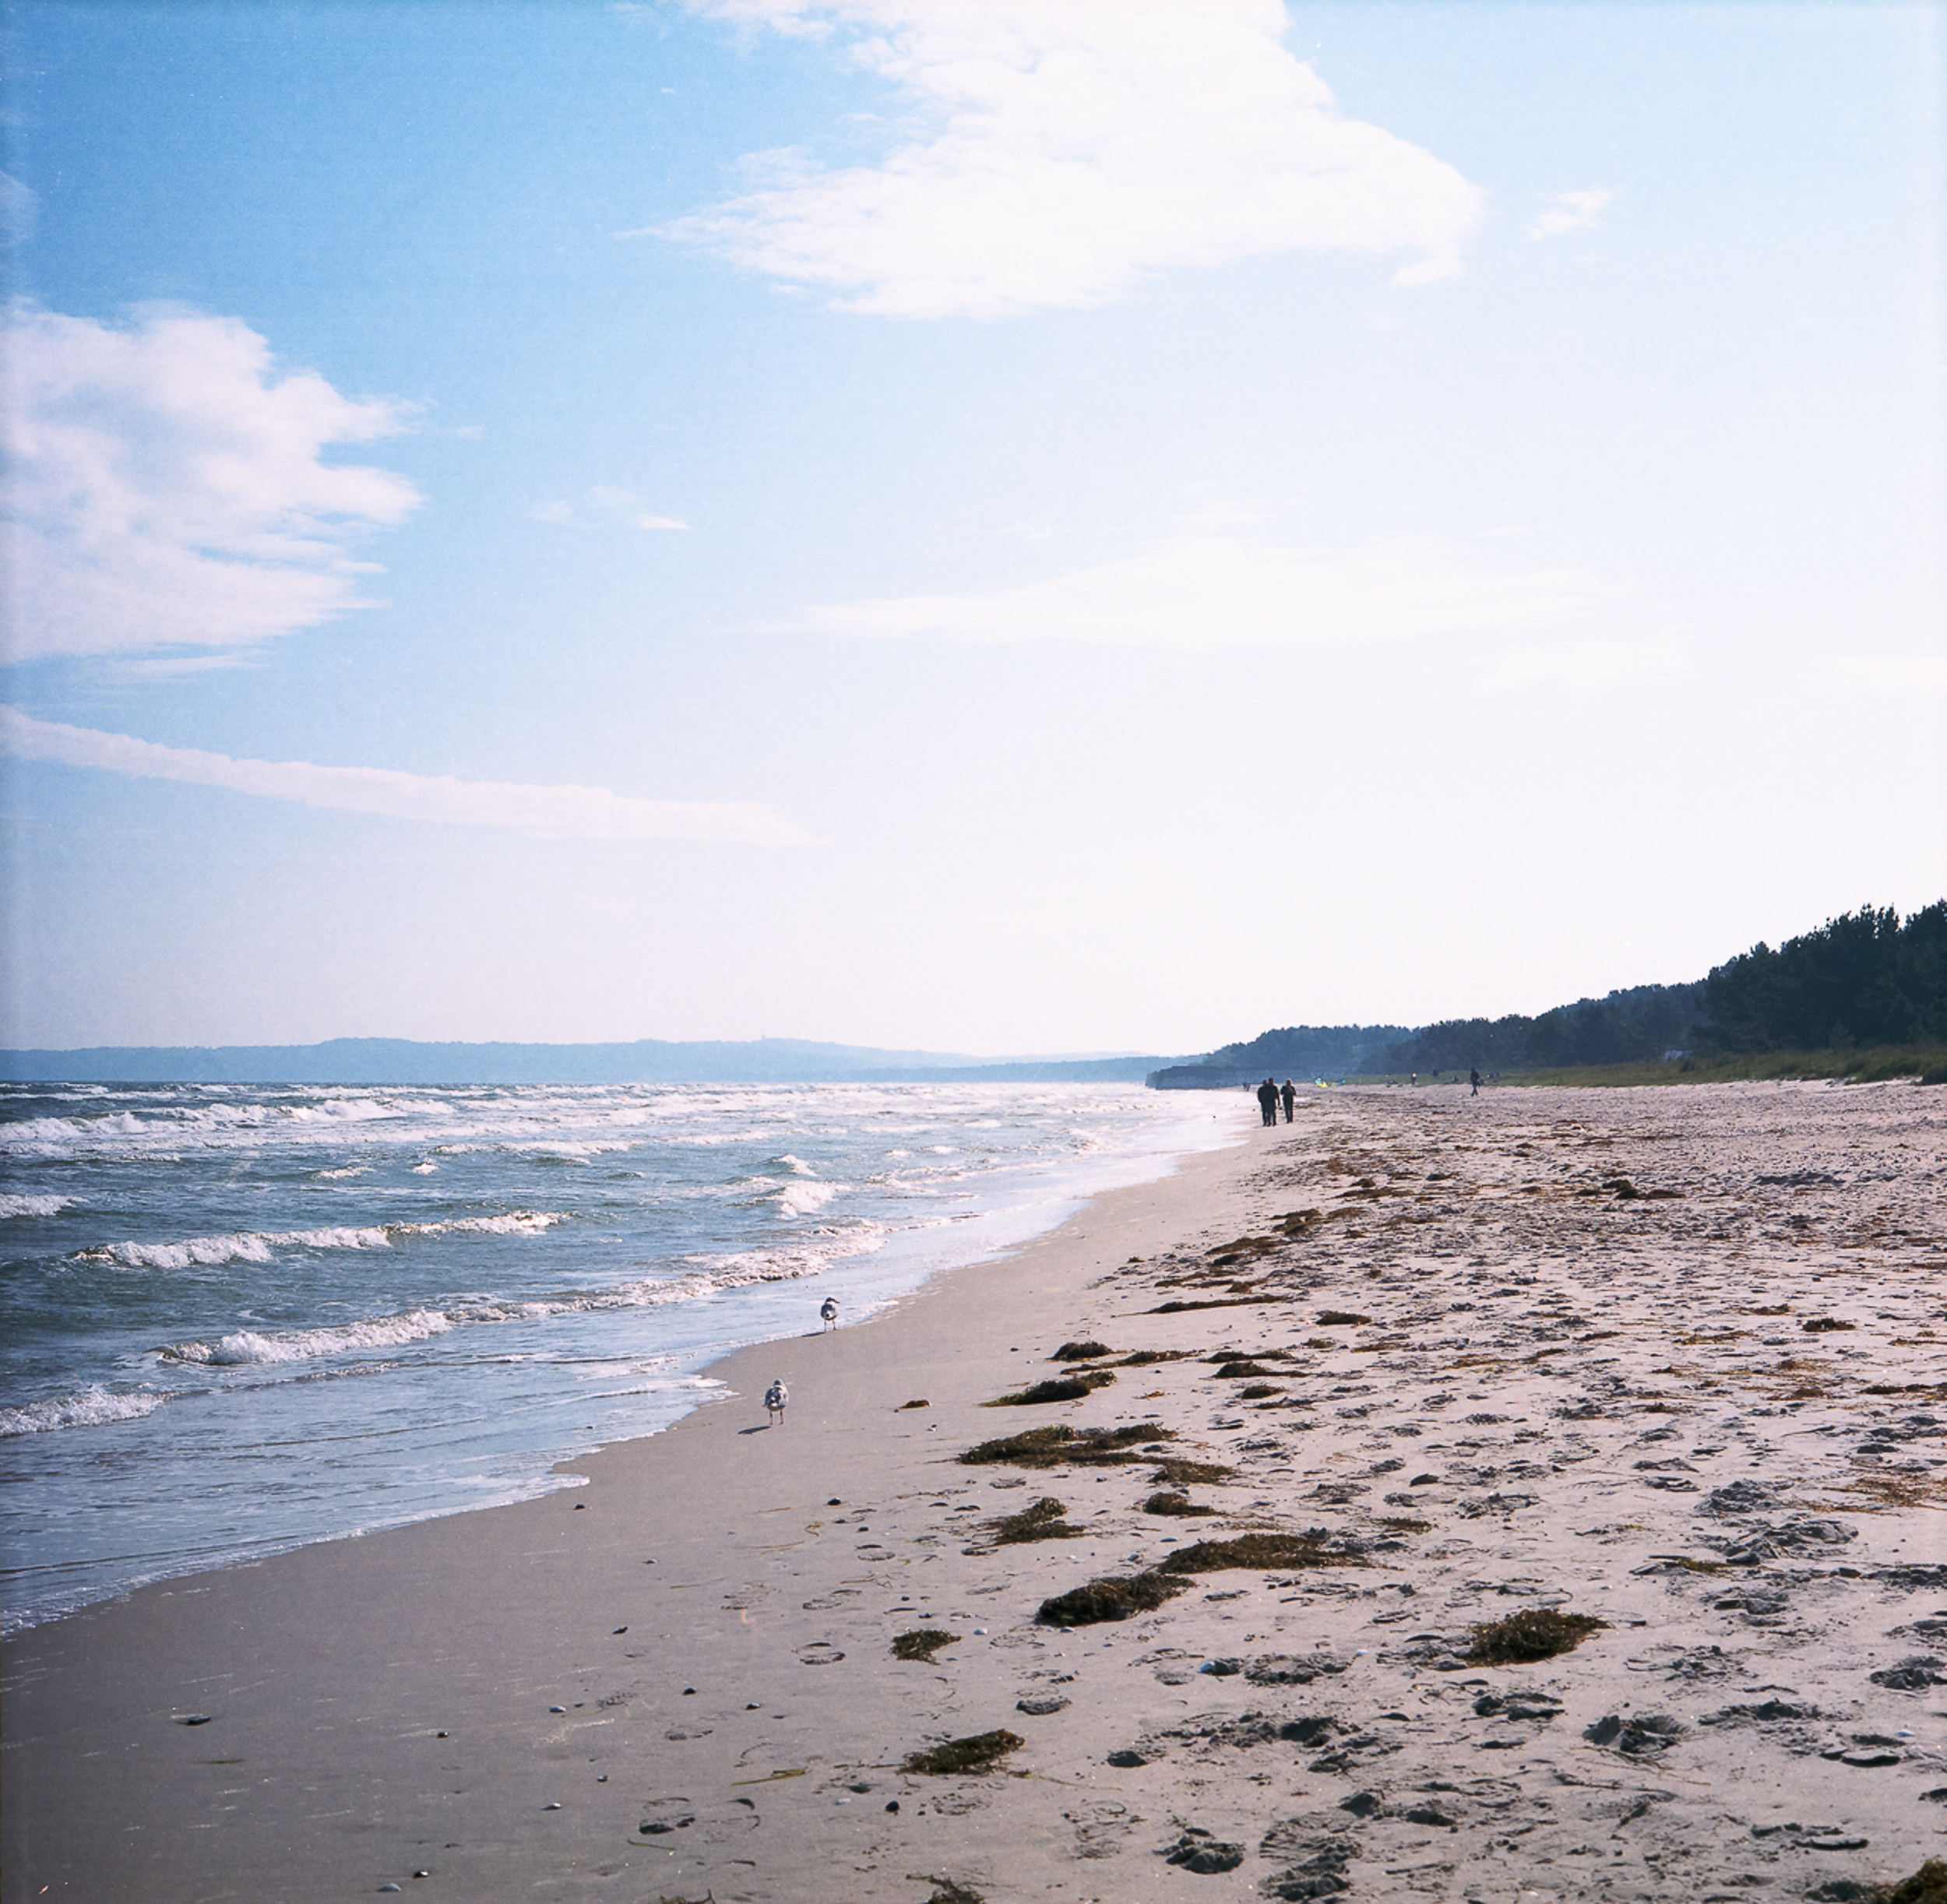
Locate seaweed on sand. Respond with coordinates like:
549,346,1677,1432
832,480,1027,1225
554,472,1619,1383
901,1729,1023,1775
984,1371,1116,1407
1150,1457,1234,1486
921,1882,987,1904
1051,1340,1111,1361
892,1628,960,1662
1315,1310,1371,1326
1036,1572,1189,1626
1154,1533,1367,1575
1142,1492,1217,1516
959,1422,1171,1468
1466,1607,1608,1664
985,1496,1085,1543
1871,1861,1947,1904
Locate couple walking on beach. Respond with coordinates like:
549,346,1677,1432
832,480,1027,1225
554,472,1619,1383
1256,1077,1297,1125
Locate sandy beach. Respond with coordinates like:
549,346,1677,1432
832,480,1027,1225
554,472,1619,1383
5,1081,1945,1904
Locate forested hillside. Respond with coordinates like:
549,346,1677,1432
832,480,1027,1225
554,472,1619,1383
1150,903,1945,1086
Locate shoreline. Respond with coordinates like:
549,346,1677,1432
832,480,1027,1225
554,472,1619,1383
5,1082,1945,1902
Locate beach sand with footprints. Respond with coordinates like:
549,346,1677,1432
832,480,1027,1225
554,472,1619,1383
5,1081,1945,1903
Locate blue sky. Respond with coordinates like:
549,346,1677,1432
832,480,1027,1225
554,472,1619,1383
2,0,1942,1055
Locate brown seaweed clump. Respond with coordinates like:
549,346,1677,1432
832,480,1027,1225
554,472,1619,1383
1466,1608,1609,1664
959,1422,1169,1468
1871,1860,1947,1904
1142,1491,1217,1517
901,1729,1024,1775
985,1496,1085,1543
1118,1350,1190,1366
1315,1310,1371,1326
892,1628,959,1663
922,1882,987,1904
1150,1457,1234,1486
983,1371,1116,1407
1050,1340,1112,1361
1154,1533,1365,1575
1213,1360,1279,1378
1037,1572,1189,1626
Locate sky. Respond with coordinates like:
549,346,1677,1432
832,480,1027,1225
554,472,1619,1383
2,0,1942,1058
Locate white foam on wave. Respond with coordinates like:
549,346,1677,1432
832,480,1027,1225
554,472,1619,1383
315,1164,369,1180
74,1209,566,1271
774,1177,844,1216
0,1192,81,1219
164,1308,456,1366
0,1384,164,1437
778,1153,817,1176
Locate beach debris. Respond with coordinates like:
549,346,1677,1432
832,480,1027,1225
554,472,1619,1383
1037,1572,1189,1626
1583,1712,1685,1754
1802,1316,1858,1332
1118,1349,1191,1365
1150,1457,1233,1486
1154,1532,1368,1575
982,1495,1085,1544
959,1421,1168,1467
1868,1655,1945,1690
1142,1490,1216,1516
917,1880,984,1904
983,1371,1116,1407
1259,1825,1357,1899
1244,1653,1348,1685
1016,1693,1070,1716
899,1398,930,1409
1051,1339,1111,1360
900,1728,1023,1776
1160,1829,1243,1874
797,1642,844,1666
1315,1311,1371,1327
1150,1296,1289,1313
1105,1750,1147,1768
1340,1790,1382,1816
892,1629,959,1663
1464,1608,1607,1664
175,1713,212,1725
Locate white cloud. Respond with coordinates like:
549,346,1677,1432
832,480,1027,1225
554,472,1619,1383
656,0,1483,317
1822,653,1947,695
1474,637,1685,694
774,519,1600,651
1527,188,1611,241
0,708,817,846
1,304,420,664
531,485,692,530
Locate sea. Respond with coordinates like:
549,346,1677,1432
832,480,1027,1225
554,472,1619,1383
0,1078,1243,1635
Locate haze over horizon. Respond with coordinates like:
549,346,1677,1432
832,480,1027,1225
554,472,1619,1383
3,2,1942,1058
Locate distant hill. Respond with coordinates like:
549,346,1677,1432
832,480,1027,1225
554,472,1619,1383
1150,902,1945,1086
0,1036,1181,1088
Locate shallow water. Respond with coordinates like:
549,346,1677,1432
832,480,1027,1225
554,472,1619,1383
0,1078,1239,1632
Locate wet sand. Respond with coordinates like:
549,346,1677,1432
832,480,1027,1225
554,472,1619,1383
4,1082,1944,1903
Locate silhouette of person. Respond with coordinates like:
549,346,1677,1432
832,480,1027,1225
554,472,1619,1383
1256,1078,1278,1126
1470,1068,1482,1096
1280,1079,1297,1122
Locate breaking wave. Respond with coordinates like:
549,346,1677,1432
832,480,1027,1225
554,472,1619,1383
74,1210,567,1271
0,1192,81,1219
0,1385,165,1437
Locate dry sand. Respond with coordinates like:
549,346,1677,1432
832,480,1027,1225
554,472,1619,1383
5,1081,1945,1904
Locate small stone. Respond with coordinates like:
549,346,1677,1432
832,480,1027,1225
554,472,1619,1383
543,1802,561,1810
885,1800,900,1812
177,1714,212,1726
1107,1750,1147,1769
1016,1694,1070,1716
548,1705,566,1714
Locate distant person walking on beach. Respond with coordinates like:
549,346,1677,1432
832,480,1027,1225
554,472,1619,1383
1256,1078,1278,1126
819,1297,839,1332
1280,1079,1297,1122
764,1378,788,1427
1470,1068,1482,1096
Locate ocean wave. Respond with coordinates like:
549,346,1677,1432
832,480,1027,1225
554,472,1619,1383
774,1178,844,1216
164,1309,456,1366
73,1210,566,1271
0,1192,81,1219
0,1385,164,1437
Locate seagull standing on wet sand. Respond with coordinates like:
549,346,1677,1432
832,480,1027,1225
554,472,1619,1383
820,1297,839,1331
764,1378,788,1427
